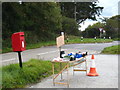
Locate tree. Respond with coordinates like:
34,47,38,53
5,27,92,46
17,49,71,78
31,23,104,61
82,22,105,38
104,15,120,38
82,15,120,38
60,2,103,24
62,16,80,36
2,2,62,48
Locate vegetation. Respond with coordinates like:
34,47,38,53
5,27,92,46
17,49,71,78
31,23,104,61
2,37,113,53
2,2,103,52
2,41,56,53
60,2,103,24
101,45,120,54
82,15,120,39
65,36,113,44
2,59,67,88
104,15,120,38
62,16,80,36
82,22,105,38
2,2,62,50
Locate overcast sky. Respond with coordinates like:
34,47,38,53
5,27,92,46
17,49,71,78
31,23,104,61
79,0,119,31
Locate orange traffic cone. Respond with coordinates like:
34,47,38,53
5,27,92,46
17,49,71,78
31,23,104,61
87,55,99,76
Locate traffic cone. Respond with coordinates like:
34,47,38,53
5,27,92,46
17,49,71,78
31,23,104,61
87,55,99,76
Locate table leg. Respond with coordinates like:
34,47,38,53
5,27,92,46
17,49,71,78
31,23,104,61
67,64,69,88
73,66,74,76
85,60,87,75
52,62,55,86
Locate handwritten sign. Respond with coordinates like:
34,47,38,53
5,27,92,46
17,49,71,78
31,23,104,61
56,35,64,48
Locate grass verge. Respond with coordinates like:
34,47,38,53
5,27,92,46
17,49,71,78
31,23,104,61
65,38,113,44
2,41,56,53
2,37,113,53
2,59,67,89
66,35,113,43
101,45,120,54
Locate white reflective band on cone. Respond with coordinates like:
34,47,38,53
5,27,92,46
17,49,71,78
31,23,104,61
91,60,96,68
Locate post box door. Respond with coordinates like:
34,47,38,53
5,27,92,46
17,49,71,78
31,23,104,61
12,32,26,52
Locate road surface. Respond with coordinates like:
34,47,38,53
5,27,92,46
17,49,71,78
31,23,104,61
28,55,118,88
1,41,119,88
1,41,119,66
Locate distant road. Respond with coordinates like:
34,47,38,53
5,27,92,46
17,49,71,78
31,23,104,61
1,41,119,66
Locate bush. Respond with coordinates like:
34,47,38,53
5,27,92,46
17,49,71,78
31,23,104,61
62,16,80,36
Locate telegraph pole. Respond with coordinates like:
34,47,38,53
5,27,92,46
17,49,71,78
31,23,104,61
74,1,76,21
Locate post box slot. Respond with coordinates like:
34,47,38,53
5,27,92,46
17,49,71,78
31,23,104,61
20,35,24,36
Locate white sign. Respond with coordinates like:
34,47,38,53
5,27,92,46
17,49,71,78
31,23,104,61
19,0,22,4
103,30,106,33
61,32,64,36
56,35,64,48
99,28,103,32
22,41,24,48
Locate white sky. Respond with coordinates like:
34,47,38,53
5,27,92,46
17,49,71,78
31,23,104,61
79,0,119,31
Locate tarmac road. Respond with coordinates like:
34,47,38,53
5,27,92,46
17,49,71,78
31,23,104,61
1,41,119,66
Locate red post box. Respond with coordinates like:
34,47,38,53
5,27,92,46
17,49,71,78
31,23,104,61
11,32,26,52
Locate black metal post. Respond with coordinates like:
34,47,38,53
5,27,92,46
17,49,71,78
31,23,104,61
18,51,23,68
74,1,76,21
59,47,61,57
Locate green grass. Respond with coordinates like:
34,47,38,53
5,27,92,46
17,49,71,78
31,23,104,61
26,41,56,50
65,38,113,44
2,37,113,53
101,45,120,54
2,48,12,54
2,59,67,89
112,38,120,41
2,41,56,53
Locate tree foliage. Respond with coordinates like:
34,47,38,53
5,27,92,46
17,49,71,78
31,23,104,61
2,2,62,48
82,22,104,38
82,15,120,38
104,15,120,38
62,16,80,36
60,2,103,24
2,2,104,49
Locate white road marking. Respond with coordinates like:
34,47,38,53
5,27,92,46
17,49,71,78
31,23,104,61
37,49,67,56
1,58,16,62
1,49,68,62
